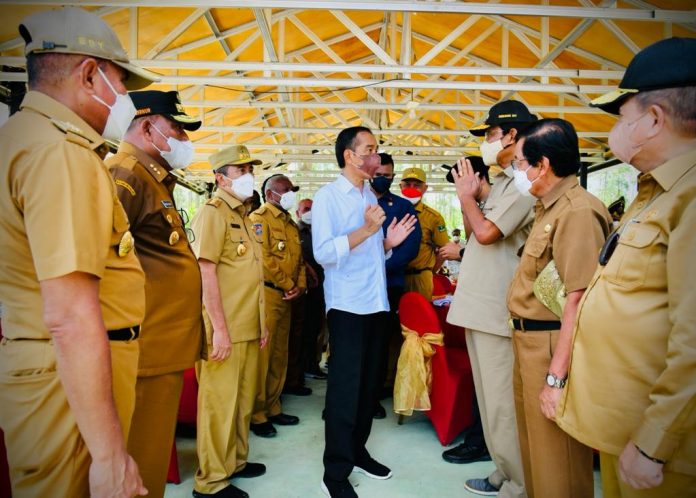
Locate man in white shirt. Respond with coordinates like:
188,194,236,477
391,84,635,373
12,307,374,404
312,126,416,498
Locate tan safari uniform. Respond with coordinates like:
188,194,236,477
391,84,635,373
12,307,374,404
506,175,612,498
0,91,145,497
191,188,264,495
557,148,696,497
250,202,306,423
107,141,202,498
405,201,449,300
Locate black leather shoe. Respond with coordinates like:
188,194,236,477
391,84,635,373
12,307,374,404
373,402,386,419
442,442,491,464
321,478,357,498
250,421,277,438
269,413,300,425
283,385,312,396
231,462,266,479
192,483,249,498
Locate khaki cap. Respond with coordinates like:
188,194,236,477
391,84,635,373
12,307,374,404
19,7,159,90
401,167,426,183
210,145,262,170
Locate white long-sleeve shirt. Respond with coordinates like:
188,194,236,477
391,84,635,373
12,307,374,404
312,174,389,315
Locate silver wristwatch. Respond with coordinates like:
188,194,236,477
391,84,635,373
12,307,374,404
546,372,566,389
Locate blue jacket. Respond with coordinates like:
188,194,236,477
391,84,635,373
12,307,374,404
378,191,421,289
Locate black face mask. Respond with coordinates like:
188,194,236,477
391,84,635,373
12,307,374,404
370,175,393,194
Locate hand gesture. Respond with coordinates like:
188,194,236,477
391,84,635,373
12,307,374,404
452,158,481,201
385,213,417,251
210,328,231,362
363,204,386,235
89,450,148,498
283,286,305,301
438,241,462,261
619,442,664,490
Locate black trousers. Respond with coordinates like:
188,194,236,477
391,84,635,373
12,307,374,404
323,309,387,482
377,286,404,393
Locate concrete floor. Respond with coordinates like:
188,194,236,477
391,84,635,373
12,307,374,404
165,377,602,498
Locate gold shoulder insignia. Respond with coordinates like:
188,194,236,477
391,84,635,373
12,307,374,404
206,197,223,208
50,118,85,136
115,179,136,197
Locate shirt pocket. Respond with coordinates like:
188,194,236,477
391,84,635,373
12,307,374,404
159,209,186,248
269,228,288,260
603,223,661,290
227,227,252,260
522,236,550,279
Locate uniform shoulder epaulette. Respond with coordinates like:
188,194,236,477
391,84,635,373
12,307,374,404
50,118,95,149
254,205,268,215
206,197,223,208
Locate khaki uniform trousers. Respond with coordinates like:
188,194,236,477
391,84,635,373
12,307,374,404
404,269,433,301
466,329,526,498
252,288,291,423
600,452,696,498
512,330,593,498
0,338,138,498
194,340,259,494
127,371,185,498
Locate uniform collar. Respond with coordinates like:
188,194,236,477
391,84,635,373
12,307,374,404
216,187,245,212
649,147,696,192
118,141,170,183
336,172,368,194
20,91,106,156
264,201,288,219
540,174,578,210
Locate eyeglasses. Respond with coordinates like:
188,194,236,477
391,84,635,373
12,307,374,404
511,159,531,171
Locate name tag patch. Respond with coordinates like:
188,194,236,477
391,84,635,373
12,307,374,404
161,200,173,209
253,223,263,236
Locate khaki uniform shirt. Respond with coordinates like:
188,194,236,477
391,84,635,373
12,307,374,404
250,202,306,291
0,91,144,340
191,189,263,345
107,142,202,375
408,201,450,271
448,168,534,336
507,175,612,321
557,148,696,476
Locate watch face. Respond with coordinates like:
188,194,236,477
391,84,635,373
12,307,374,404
546,374,555,387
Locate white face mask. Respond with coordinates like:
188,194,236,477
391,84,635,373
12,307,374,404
608,112,649,165
224,172,255,201
274,189,297,211
452,236,461,243
512,167,541,197
151,124,194,170
406,195,421,205
480,139,504,166
91,67,136,142
300,211,312,225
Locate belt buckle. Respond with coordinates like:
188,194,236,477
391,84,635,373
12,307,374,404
128,327,137,342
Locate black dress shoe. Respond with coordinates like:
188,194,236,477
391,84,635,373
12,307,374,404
231,462,266,479
283,385,312,396
321,478,357,498
373,402,386,419
305,369,328,380
250,421,277,438
192,483,249,498
268,413,300,425
442,442,491,464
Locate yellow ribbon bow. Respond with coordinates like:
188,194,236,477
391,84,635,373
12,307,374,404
393,324,444,416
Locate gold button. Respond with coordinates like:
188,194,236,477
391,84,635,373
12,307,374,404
544,224,551,233
118,231,134,257
169,231,179,245
277,241,286,251
237,243,247,256
166,214,173,224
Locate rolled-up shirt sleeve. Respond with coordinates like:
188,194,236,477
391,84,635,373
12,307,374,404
312,188,350,269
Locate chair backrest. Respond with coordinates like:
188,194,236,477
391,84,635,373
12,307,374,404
399,291,441,337
432,273,453,298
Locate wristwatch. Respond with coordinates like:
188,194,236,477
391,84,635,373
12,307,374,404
546,372,566,389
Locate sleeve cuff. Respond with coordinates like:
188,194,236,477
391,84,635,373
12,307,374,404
385,249,393,261
333,235,350,268
632,418,681,462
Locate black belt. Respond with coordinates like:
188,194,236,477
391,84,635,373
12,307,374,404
108,326,140,341
264,281,284,292
511,318,561,332
405,268,432,275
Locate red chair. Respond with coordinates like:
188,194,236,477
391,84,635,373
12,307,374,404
432,273,454,299
399,292,475,445
167,367,198,484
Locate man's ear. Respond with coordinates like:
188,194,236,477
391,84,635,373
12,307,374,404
538,156,552,176
506,128,518,143
645,104,665,140
343,149,353,167
76,57,100,95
